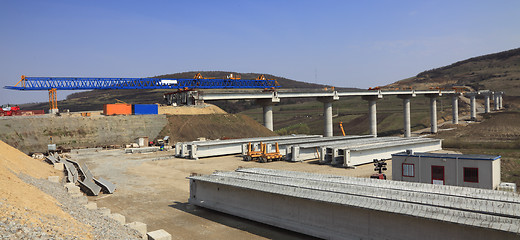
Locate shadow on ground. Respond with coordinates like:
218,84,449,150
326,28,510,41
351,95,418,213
169,201,319,240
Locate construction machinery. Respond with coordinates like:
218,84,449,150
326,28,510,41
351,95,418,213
243,142,284,163
339,121,346,136
0,104,20,116
5,73,281,112
243,142,264,161
370,159,387,180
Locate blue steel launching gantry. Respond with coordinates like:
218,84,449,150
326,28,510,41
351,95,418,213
4,74,280,112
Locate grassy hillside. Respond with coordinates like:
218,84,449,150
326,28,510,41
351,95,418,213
387,48,520,95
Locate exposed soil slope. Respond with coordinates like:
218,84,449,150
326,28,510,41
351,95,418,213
159,114,277,142
387,48,520,95
0,140,92,239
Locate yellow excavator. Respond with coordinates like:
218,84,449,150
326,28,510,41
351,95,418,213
339,122,346,136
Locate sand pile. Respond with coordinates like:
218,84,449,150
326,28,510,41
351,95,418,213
0,140,93,239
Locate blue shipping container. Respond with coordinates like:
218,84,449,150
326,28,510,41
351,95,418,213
132,104,158,115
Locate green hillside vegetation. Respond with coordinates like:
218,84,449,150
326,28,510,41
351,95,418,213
388,48,520,95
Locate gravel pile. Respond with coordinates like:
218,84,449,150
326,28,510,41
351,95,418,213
1,174,142,239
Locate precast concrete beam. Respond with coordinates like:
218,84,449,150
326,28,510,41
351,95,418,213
361,95,382,137
317,96,338,137
397,95,414,137
190,169,520,240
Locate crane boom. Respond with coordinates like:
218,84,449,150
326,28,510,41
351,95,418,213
5,75,280,91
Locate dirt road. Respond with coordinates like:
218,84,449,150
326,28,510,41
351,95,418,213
72,149,388,240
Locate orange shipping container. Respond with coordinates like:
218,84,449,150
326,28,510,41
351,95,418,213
103,104,132,115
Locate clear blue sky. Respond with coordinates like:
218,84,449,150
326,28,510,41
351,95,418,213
1,0,519,105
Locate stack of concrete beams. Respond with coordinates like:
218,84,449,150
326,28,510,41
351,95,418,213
189,168,520,240
287,136,441,165
175,135,322,159
318,137,442,167
241,135,374,155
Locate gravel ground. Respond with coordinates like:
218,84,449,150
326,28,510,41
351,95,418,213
1,174,142,240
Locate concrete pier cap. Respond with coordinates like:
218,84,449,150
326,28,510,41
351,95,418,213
317,93,339,137
361,95,383,137
397,94,415,138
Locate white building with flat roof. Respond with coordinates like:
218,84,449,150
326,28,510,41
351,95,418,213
392,151,501,189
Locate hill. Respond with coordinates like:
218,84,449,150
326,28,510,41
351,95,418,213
387,48,520,95
18,71,358,113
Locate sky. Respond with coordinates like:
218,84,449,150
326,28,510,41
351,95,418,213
1,0,520,105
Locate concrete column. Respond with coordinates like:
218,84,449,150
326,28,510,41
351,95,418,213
398,95,412,138
426,94,438,133
470,95,476,120
362,95,381,137
323,101,333,137
484,95,490,113
263,105,273,131
451,95,459,124
256,99,278,131
494,93,499,111
499,94,503,109
317,97,337,137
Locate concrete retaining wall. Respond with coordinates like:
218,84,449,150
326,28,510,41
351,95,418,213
0,114,168,153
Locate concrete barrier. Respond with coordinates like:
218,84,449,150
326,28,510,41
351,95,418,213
110,213,126,225
126,221,147,239
147,229,171,240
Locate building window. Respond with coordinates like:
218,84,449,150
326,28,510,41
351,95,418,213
402,163,414,177
464,167,479,183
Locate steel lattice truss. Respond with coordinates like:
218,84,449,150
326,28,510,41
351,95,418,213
4,77,280,90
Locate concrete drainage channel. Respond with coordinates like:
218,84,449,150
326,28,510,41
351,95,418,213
44,153,173,240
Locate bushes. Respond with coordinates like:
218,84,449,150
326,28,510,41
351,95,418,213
275,123,311,135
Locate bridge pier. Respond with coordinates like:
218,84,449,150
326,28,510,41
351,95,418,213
498,92,503,109
256,99,279,131
467,93,477,120
484,93,490,113
362,95,381,136
451,94,459,124
425,93,440,133
398,94,414,138
318,96,338,137
494,93,499,111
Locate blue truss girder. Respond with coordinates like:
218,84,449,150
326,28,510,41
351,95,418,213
4,77,280,90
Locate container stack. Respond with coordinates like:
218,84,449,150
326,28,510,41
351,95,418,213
103,104,158,115
103,104,132,115
132,104,158,115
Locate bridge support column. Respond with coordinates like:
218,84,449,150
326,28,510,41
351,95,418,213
484,94,490,113
426,94,440,134
499,92,503,109
451,94,459,124
362,95,382,137
256,98,279,131
469,94,477,120
493,93,499,111
318,96,338,137
398,94,414,138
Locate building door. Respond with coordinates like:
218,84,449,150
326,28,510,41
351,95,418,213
431,165,445,185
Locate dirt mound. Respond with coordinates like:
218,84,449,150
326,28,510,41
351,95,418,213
159,114,277,142
0,140,92,238
158,104,226,115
